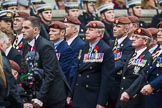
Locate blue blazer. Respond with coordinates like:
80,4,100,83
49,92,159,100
56,40,73,82
69,36,85,83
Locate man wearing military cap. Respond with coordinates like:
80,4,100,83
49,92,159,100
64,1,86,35
13,11,30,51
140,22,162,108
67,20,114,108
0,10,13,31
98,2,115,44
17,0,31,14
64,15,85,85
127,15,140,39
31,0,45,14
49,21,73,84
1,0,17,14
78,0,98,30
126,0,147,28
37,3,52,40
116,28,152,108
64,1,80,17
109,16,134,108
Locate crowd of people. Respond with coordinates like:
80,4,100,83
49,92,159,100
0,0,162,108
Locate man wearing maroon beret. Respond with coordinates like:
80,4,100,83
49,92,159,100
140,22,162,108
49,21,73,84
64,16,85,85
13,11,30,51
109,16,134,108
67,20,115,108
116,28,152,108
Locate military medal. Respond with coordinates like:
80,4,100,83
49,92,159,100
133,66,140,75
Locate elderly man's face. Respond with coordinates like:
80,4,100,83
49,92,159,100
86,28,101,43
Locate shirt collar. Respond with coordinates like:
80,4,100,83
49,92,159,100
66,35,78,45
149,44,158,54
54,39,64,48
5,45,12,56
135,47,147,59
28,34,39,47
117,36,127,45
89,40,100,49
17,33,23,44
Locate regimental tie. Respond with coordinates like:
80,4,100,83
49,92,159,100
152,48,161,63
127,52,137,67
13,36,18,48
113,40,118,53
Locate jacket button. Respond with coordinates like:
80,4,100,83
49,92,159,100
90,66,93,69
86,75,90,78
156,74,159,77
78,74,81,77
86,85,89,88
150,66,152,69
76,83,79,86
123,77,126,79
121,87,124,90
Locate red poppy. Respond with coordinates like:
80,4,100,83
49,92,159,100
139,55,145,62
18,42,23,49
94,46,99,51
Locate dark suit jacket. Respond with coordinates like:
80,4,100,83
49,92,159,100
72,39,115,108
56,40,73,82
1,51,23,108
145,48,162,108
116,49,152,108
21,36,70,107
7,47,22,66
110,37,134,100
69,36,85,84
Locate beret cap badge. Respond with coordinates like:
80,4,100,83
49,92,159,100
137,28,141,33
115,19,119,24
93,23,97,27
6,12,12,17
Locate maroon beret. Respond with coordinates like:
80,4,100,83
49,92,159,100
49,21,66,29
157,21,162,28
64,16,81,25
134,28,152,38
147,28,158,38
14,11,30,18
9,60,21,72
86,20,105,28
127,15,139,23
114,16,131,24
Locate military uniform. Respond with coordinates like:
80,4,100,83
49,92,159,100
116,28,152,108
37,4,52,40
98,3,115,45
108,16,134,108
71,21,115,108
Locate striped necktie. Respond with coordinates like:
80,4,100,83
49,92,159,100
113,40,118,53
13,36,18,48
152,48,161,63
127,52,137,67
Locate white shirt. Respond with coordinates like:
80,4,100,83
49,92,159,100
135,47,147,59
17,34,23,44
117,36,127,46
28,34,39,51
149,45,158,54
66,35,78,46
5,45,12,56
